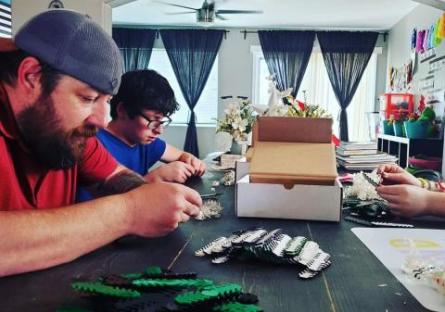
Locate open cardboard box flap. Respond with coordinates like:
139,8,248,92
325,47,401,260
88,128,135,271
252,116,332,144
249,117,337,186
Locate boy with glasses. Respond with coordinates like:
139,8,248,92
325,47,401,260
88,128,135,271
77,69,205,201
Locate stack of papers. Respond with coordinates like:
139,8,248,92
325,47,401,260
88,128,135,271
336,141,397,171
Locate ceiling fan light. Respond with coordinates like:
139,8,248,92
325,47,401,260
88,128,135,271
197,20,214,27
197,8,214,23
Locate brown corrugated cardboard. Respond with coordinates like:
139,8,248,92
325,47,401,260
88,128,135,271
254,116,332,143
249,117,337,186
250,142,337,186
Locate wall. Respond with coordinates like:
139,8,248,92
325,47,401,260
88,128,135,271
387,4,444,94
387,4,445,175
11,0,112,34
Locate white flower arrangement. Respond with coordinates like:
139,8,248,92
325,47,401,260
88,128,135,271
216,98,256,143
261,75,331,119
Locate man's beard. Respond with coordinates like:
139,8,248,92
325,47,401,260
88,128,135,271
17,95,98,170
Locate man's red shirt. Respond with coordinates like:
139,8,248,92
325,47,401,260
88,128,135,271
0,84,118,210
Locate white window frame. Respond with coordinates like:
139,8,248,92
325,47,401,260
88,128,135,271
149,48,218,126
251,44,382,141
0,2,12,38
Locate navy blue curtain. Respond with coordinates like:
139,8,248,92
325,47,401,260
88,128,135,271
317,31,378,141
258,30,315,97
112,28,156,72
161,29,223,157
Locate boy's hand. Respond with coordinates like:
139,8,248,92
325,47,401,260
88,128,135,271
178,153,206,176
145,162,194,183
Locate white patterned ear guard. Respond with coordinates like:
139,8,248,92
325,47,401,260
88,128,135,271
195,228,332,279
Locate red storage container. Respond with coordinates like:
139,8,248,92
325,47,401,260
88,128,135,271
380,93,414,119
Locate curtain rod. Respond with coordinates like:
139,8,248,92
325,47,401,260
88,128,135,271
240,30,388,41
113,27,230,39
155,29,230,39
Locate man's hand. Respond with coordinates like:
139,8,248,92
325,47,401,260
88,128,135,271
122,182,202,237
376,184,431,217
377,164,420,186
145,161,195,183
178,152,206,176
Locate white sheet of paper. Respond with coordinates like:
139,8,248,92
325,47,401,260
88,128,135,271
351,227,445,312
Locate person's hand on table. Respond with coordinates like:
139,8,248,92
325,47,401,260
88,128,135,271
178,152,206,176
145,161,195,183
122,182,202,237
376,184,431,217
377,164,420,187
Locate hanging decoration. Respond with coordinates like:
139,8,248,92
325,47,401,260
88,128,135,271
412,13,445,55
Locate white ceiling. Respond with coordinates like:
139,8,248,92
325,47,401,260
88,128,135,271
112,0,419,30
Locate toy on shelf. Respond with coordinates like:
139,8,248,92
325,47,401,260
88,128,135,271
380,93,414,120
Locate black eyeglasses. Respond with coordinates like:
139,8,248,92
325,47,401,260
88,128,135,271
138,113,172,130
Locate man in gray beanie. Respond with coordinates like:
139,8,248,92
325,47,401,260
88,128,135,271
0,9,201,277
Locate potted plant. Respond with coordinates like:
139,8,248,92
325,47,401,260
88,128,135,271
382,114,395,135
388,109,408,137
404,106,435,139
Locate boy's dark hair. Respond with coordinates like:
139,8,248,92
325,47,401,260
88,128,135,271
0,50,62,98
110,69,179,120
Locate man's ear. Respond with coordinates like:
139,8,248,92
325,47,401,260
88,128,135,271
16,57,42,94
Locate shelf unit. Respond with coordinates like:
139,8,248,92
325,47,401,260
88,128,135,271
377,134,443,168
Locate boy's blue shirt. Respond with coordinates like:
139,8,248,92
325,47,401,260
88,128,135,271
76,128,166,202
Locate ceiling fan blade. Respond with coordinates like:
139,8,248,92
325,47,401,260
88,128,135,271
153,0,198,11
165,11,196,15
215,13,228,20
216,9,263,14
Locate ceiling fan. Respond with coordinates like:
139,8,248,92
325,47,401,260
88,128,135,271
156,0,263,24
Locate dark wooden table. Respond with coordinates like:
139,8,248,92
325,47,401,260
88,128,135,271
1,174,444,312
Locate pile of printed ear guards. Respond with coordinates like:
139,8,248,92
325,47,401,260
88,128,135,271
62,266,263,312
195,228,331,279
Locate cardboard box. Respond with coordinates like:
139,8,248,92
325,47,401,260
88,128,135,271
252,116,332,144
236,161,342,222
250,141,337,186
235,116,341,221
250,117,337,186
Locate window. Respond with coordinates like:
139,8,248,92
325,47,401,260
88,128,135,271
149,49,218,125
0,0,11,38
252,46,379,141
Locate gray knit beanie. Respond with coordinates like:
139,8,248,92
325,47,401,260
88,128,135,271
14,9,123,95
